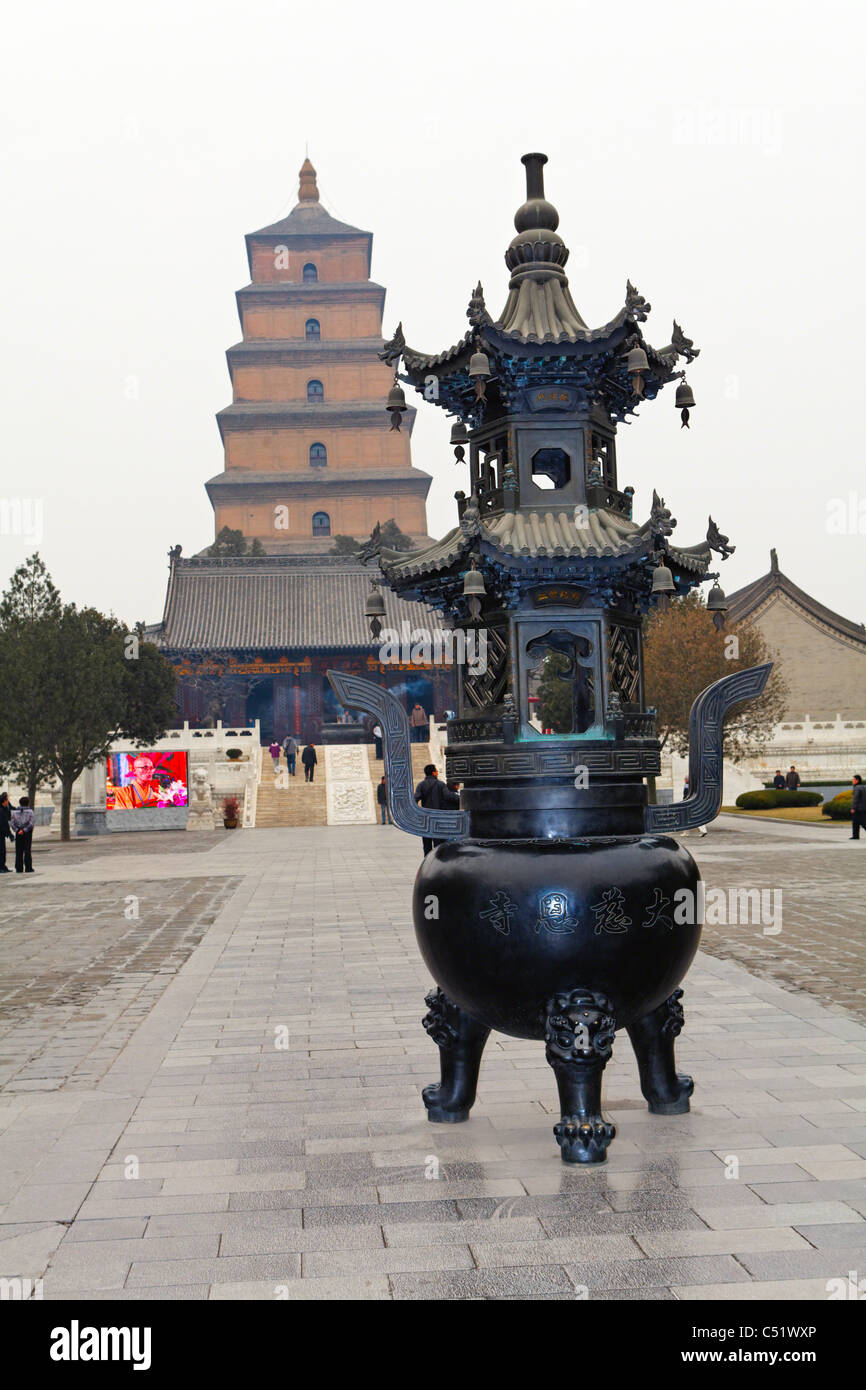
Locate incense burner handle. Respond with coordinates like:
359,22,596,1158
326,670,467,840
644,662,773,834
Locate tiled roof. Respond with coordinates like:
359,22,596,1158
382,507,711,578
153,557,436,654
248,202,367,240
727,555,866,644
486,507,640,557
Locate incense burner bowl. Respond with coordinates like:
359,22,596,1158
412,825,701,1163
414,833,701,1038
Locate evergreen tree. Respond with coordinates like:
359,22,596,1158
207,527,265,557
0,554,62,804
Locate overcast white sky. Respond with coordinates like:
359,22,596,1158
1,0,863,628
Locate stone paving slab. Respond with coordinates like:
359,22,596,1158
0,818,864,1301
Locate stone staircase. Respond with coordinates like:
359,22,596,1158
254,748,328,828
366,744,438,790
252,743,436,828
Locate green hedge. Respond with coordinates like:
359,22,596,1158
821,790,853,820
735,789,823,810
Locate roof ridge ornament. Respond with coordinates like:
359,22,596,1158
468,282,492,328
707,516,735,559
671,320,700,362
625,281,651,322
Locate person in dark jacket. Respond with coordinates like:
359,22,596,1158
772,770,786,790
376,776,390,825
301,743,318,783
0,792,13,872
785,766,801,790
11,797,35,873
414,764,458,855
851,774,866,840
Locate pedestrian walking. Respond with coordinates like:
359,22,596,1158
409,702,429,745
373,723,383,760
268,740,281,774
772,770,786,790
302,742,318,783
785,765,801,790
11,797,35,873
414,763,458,855
851,774,866,840
377,775,390,824
0,792,13,873
282,734,297,776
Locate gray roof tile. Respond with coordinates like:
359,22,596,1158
154,558,435,654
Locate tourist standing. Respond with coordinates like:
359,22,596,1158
11,797,35,874
772,770,786,790
851,774,866,841
785,765,801,790
0,793,13,873
414,763,458,855
302,743,318,783
373,723,383,760
282,734,297,776
268,739,281,774
410,703,429,744
377,776,390,824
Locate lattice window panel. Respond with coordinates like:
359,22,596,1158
608,624,640,704
463,626,509,710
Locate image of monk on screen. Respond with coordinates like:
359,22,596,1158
110,755,162,809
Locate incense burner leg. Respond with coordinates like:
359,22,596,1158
627,989,693,1115
421,988,490,1123
544,989,617,1165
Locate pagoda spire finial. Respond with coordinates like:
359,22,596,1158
298,157,319,204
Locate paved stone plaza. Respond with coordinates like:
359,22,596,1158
0,816,864,1301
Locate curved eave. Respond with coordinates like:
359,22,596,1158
379,509,711,584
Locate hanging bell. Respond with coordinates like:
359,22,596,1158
450,419,468,464
365,585,386,639
463,561,486,620
386,379,407,432
675,378,695,429
468,345,491,401
651,559,675,596
706,581,727,631
627,344,649,398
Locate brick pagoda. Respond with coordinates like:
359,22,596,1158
206,158,431,552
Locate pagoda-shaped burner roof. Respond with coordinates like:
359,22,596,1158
381,153,699,422
378,500,712,587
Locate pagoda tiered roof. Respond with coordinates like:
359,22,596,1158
381,153,699,426
378,496,713,608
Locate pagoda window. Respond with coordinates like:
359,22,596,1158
307,379,324,403
524,625,598,736
312,511,331,537
531,447,571,490
302,263,318,282
305,318,321,341
309,443,327,467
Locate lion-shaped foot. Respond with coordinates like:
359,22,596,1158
422,1081,470,1124
554,1115,616,1165
646,1073,694,1116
